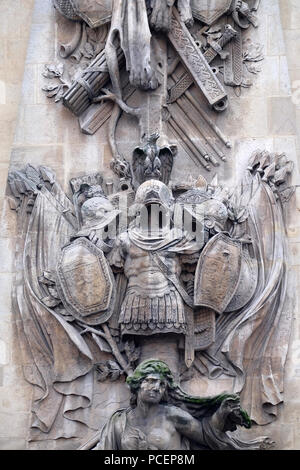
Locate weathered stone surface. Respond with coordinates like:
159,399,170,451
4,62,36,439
0,239,14,274
0,412,30,439
0,439,27,450
0,340,8,366
268,97,297,135
267,13,286,56
0,0,300,452
0,385,32,412
282,30,300,71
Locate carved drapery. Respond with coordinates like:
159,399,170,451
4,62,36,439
6,0,295,448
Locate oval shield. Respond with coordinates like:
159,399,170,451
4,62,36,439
57,237,115,325
194,233,242,313
191,0,232,25
225,245,258,312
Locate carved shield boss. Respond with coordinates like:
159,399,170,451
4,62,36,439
194,233,242,313
191,0,233,25
57,237,115,325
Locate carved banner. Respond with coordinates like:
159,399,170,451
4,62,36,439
168,24,237,104
224,20,243,86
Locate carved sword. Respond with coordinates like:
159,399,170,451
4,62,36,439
168,20,237,106
167,9,229,112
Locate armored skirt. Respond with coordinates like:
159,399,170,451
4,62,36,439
108,231,189,337
119,287,187,336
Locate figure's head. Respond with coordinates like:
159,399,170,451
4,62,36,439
126,359,175,406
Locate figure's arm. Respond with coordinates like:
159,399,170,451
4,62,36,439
92,411,123,450
209,396,248,433
167,406,206,444
106,233,129,272
167,396,250,445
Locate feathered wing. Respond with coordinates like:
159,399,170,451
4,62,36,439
8,165,95,440
195,152,294,425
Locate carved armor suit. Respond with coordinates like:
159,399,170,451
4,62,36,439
110,232,190,336
108,180,200,337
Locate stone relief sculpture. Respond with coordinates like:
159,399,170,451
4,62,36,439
44,0,264,170
80,360,271,450
7,148,294,445
6,0,295,450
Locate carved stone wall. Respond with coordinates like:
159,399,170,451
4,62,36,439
0,0,36,450
0,0,300,450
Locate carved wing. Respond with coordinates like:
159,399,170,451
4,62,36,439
195,151,294,425
8,165,95,440
132,142,177,187
132,146,147,187
159,145,177,185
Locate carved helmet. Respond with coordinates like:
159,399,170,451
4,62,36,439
176,189,228,233
199,198,228,232
133,179,174,212
75,193,121,236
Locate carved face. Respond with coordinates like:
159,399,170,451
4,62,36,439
137,373,167,404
